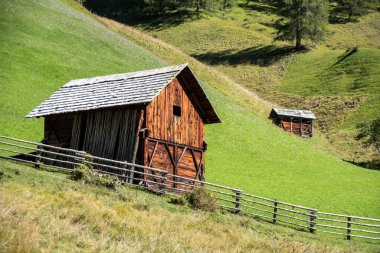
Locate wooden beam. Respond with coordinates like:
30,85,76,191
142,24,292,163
129,110,145,183
148,140,158,167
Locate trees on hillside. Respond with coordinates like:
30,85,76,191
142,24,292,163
356,117,380,153
83,0,231,17
335,0,368,21
275,0,328,49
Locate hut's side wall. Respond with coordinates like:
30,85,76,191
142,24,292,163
144,77,206,187
279,118,313,137
145,77,205,149
70,108,142,162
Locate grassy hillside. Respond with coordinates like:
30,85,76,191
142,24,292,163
97,16,380,217
121,1,380,164
0,0,165,141
0,0,379,221
1,161,379,252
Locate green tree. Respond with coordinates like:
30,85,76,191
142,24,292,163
276,0,328,49
356,117,380,153
336,0,368,21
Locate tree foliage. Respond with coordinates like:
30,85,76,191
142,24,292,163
83,0,229,17
356,117,380,153
336,0,368,21
275,0,328,49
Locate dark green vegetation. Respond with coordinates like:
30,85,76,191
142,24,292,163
108,0,380,166
275,0,329,49
1,160,379,252
0,0,379,221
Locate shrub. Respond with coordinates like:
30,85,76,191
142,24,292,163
69,163,121,190
93,174,121,190
69,164,92,182
168,196,187,206
185,187,218,212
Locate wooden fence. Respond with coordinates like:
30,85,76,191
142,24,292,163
0,135,379,242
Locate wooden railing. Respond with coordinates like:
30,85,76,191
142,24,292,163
0,135,168,193
0,135,379,242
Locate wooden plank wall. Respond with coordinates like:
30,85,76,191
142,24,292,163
145,77,205,149
69,109,141,162
144,138,204,190
280,119,312,137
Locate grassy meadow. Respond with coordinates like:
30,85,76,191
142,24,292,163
0,0,379,226
0,0,164,141
123,1,380,164
1,161,379,252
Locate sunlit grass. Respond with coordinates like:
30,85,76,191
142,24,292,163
0,0,379,222
1,161,378,252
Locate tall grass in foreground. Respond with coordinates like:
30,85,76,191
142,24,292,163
1,161,378,252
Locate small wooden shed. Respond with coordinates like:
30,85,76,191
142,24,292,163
269,108,316,137
27,64,220,188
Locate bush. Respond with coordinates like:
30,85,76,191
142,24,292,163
69,164,92,181
168,196,187,206
93,174,121,190
185,187,218,212
69,163,121,190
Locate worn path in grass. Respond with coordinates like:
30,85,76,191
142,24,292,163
0,0,379,218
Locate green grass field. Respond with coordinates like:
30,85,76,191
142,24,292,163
125,1,380,164
0,0,164,141
1,161,379,252
0,0,379,222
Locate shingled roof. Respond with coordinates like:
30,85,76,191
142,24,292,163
269,108,316,120
26,64,220,124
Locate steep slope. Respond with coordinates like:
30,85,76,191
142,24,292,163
0,0,379,218
0,0,164,140
98,16,380,217
119,2,380,164
2,161,377,252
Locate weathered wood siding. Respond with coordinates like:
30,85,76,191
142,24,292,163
145,77,205,149
69,108,142,161
144,138,205,190
280,118,312,137
144,77,206,188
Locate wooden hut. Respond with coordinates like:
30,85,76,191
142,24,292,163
27,64,220,188
269,108,316,137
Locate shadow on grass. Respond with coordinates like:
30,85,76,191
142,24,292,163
238,1,287,16
331,47,358,67
191,45,299,67
345,160,380,171
105,10,199,31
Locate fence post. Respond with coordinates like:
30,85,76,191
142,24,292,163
273,200,278,224
122,162,129,184
158,171,167,195
347,216,352,240
309,209,317,233
35,144,42,170
235,189,242,214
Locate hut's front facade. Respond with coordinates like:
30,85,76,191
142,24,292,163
269,108,316,137
27,64,220,188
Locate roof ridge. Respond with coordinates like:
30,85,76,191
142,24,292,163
63,64,188,88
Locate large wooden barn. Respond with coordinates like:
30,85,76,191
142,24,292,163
269,108,316,137
27,64,220,188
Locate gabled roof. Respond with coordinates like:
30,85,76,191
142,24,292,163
26,64,220,124
269,108,316,120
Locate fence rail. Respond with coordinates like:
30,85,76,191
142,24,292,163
0,135,379,242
